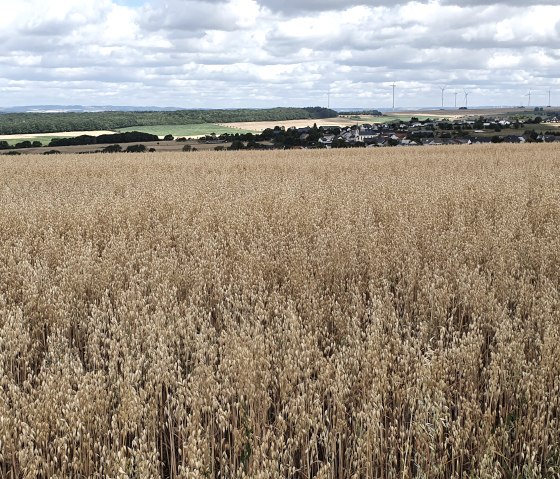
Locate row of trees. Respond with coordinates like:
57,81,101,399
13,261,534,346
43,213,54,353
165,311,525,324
48,131,159,147
198,124,336,149
0,140,44,149
0,107,337,135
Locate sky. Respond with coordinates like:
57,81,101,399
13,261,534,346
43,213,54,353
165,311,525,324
0,0,559,109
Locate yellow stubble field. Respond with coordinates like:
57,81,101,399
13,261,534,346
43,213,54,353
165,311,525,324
1,144,559,478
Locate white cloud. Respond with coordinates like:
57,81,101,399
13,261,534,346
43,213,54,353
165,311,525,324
0,0,559,108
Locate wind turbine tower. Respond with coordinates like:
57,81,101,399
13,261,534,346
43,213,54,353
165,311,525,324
440,86,446,109
526,90,531,107
548,89,551,108
464,90,470,109
391,83,396,111
454,92,458,109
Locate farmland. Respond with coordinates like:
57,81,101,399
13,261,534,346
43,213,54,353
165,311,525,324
1,144,559,478
0,107,336,136
343,114,443,123
117,123,259,138
0,131,116,146
218,116,371,131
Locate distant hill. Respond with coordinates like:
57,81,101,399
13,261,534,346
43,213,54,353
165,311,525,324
0,107,338,135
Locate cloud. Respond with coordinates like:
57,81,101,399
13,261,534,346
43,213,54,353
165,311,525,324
140,0,260,33
0,0,559,108
257,0,373,13
440,0,560,4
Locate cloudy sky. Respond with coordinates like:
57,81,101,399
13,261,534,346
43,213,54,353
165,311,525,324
1,0,559,109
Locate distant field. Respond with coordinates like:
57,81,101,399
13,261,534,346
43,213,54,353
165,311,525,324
467,123,559,137
394,107,557,119
343,114,439,122
1,136,60,146
218,117,353,131
118,124,259,137
0,130,116,146
220,115,450,131
376,114,447,122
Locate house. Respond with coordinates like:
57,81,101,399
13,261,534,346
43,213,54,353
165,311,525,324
356,128,378,142
341,130,355,142
471,137,492,144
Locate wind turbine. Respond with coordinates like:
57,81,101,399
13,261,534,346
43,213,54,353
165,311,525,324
454,92,458,109
464,90,470,109
327,85,331,109
526,90,531,107
547,89,551,108
391,82,396,111
440,86,446,109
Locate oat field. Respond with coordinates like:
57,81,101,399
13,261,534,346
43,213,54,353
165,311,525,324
1,145,559,479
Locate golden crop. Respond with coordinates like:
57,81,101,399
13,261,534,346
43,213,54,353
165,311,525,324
1,144,559,479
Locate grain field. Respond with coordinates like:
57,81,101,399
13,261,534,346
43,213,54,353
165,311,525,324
1,144,559,478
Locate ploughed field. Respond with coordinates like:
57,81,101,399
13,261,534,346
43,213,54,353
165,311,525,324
1,145,559,479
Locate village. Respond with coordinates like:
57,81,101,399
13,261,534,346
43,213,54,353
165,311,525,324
205,112,560,150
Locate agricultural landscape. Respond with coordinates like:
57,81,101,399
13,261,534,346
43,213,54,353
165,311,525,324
1,107,559,156
1,143,559,478
2,0,560,476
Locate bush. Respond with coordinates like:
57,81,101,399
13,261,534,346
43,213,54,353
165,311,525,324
125,144,147,153
182,144,193,152
228,140,245,150
102,144,123,153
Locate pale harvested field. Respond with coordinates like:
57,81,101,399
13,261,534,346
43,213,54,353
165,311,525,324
1,144,560,478
217,117,356,131
392,107,557,119
0,130,116,140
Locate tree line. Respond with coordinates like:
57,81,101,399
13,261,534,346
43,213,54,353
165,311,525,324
0,107,337,135
48,131,159,147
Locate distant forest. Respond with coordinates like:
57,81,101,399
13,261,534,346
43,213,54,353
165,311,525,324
0,107,337,135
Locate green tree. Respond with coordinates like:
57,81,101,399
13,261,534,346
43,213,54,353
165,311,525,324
102,144,122,153
125,144,147,153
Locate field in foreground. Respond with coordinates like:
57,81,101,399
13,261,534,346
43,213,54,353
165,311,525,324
1,145,559,478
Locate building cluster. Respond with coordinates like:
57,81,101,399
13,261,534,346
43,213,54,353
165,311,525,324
307,115,560,148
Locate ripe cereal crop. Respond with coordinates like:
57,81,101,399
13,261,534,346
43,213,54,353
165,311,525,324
0,144,559,478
